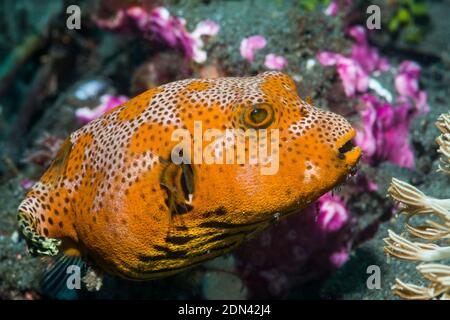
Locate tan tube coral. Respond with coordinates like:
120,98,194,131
384,112,450,300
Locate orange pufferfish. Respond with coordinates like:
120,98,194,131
18,71,361,283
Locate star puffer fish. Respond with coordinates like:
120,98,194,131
18,71,361,284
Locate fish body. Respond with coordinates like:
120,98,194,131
18,71,361,280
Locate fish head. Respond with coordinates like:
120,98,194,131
165,71,361,225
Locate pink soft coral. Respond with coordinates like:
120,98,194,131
317,193,349,232
240,35,267,62
94,6,219,64
20,179,35,190
236,193,353,298
324,0,339,16
75,94,129,124
348,26,389,73
317,52,369,97
395,61,429,114
318,25,428,169
324,0,353,17
317,26,388,97
264,53,288,70
354,94,415,168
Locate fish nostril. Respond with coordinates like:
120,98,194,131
338,140,355,156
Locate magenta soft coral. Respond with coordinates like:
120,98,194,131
94,6,219,64
317,26,389,97
75,94,129,124
236,193,354,298
395,61,429,114
317,25,429,168
354,94,416,168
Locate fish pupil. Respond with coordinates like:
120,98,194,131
250,108,268,124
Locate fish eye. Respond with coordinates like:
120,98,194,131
242,104,274,128
250,108,268,123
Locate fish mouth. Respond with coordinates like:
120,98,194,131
338,139,355,154
337,129,361,166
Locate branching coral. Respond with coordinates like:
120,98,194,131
384,112,450,300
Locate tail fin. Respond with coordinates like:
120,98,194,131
17,138,73,256
17,204,61,256
40,254,87,300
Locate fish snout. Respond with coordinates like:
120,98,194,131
336,128,361,166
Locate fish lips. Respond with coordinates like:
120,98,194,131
337,129,362,167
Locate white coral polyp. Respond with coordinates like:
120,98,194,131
388,177,450,218
436,113,450,174
384,112,450,300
